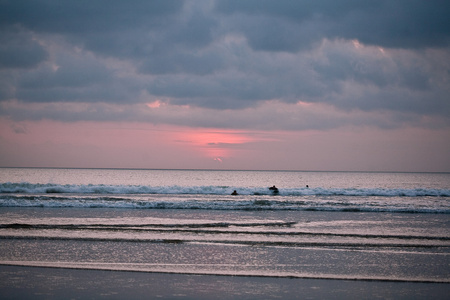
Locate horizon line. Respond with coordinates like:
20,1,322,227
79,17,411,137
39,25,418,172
0,166,448,174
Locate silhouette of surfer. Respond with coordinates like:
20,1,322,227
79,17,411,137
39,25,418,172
268,185,279,194
231,190,238,195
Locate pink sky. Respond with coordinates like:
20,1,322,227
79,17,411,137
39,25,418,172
1,118,448,172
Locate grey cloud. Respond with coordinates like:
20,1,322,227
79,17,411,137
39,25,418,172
0,0,185,64
0,0,449,131
166,8,218,49
10,123,27,134
0,27,48,69
147,76,283,109
311,42,435,92
14,52,143,104
79,2,219,77
85,14,215,59
216,0,450,50
19,54,110,89
139,49,224,75
145,41,325,109
0,71,16,100
310,44,450,116
223,14,318,53
16,83,133,104
2,100,448,132
0,0,182,35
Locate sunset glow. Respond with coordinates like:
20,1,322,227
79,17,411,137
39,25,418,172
177,130,255,160
146,101,162,109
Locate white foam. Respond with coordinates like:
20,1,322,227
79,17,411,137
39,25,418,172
1,182,449,213
1,182,449,197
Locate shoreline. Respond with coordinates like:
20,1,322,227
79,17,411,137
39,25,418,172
0,261,448,284
1,265,449,300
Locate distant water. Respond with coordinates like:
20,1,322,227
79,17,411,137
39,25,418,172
0,168,449,283
1,168,449,213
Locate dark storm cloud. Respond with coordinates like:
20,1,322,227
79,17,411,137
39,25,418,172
0,0,449,130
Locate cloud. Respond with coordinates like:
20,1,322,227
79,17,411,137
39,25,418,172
10,123,27,134
0,0,448,132
0,0,183,35
0,26,48,69
216,0,450,50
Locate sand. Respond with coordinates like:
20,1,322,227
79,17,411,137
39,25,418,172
1,265,449,299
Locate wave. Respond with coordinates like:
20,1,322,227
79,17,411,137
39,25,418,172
1,182,449,197
1,261,448,283
1,235,447,250
0,195,449,214
1,222,448,241
1,183,449,213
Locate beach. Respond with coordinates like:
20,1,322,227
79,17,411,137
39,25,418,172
1,265,449,299
0,168,449,299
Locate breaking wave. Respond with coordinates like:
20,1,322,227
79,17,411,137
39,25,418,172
0,182,449,213
1,182,449,197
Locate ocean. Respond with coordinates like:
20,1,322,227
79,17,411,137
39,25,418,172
0,168,449,298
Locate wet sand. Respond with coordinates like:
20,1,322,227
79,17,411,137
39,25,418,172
1,265,448,299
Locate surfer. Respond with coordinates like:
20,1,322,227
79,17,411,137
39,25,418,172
268,185,279,194
231,190,238,195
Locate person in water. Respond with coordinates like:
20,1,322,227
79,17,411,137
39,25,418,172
268,185,279,194
231,190,238,195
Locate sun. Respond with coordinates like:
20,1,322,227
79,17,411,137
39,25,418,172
181,129,254,160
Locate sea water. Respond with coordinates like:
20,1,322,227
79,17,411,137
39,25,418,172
0,168,449,283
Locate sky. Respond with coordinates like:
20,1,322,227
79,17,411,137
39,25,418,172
0,0,450,172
